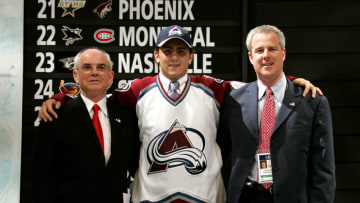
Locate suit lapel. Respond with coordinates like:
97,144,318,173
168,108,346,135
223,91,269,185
74,96,104,152
107,97,125,161
107,98,118,150
233,82,259,138
272,78,302,134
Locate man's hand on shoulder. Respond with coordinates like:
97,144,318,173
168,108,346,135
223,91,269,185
293,78,323,98
38,99,62,122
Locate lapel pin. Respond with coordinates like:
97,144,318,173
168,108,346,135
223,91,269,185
115,118,121,123
289,101,295,107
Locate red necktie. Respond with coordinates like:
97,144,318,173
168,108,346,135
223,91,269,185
92,104,104,152
258,87,275,189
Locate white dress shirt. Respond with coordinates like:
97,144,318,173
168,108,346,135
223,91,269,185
80,94,111,166
248,73,287,182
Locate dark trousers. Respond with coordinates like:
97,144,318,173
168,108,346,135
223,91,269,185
238,181,273,203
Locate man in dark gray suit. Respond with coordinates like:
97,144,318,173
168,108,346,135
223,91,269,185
218,25,335,203
32,48,139,203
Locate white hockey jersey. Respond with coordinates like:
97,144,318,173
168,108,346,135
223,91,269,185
113,74,241,203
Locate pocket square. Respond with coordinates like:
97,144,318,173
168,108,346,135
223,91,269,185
115,118,121,123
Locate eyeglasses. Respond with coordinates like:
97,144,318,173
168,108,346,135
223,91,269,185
78,64,110,74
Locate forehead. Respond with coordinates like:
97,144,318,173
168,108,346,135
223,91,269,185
251,32,280,48
79,49,109,65
161,38,188,49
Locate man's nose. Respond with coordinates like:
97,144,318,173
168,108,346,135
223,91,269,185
90,67,99,75
263,49,270,59
170,53,179,61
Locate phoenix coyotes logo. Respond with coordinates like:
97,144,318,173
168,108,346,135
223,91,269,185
58,0,86,18
62,26,83,46
147,119,207,175
93,0,112,19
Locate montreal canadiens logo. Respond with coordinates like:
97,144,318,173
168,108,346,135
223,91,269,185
147,119,207,175
94,28,115,43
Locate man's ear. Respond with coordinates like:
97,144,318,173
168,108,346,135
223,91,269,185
188,52,194,65
73,70,79,83
154,49,160,64
282,48,286,62
248,51,254,65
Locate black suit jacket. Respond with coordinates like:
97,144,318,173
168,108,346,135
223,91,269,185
33,96,139,203
218,78,335,203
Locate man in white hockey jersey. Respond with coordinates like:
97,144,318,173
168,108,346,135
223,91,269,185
38,25,320,203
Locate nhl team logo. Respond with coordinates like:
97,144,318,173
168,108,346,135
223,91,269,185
169,27,182,36
147,119,207,175
94,29,115,44
62,26,83,46
93,0,112,19
59,80,80,97
58,0,86,18
59,56,75,70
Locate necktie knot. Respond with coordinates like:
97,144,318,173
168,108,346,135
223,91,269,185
265,87,272,98
170,81,179,91
168,81,180,100
93,104,100,112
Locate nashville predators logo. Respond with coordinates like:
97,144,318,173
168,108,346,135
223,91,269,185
147,119,207,174
58,0,86,18
93,0,112,19
59,56,75,70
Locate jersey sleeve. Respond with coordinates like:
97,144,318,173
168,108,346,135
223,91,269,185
191,75,246,106
50,93,73,104
112,76,156,109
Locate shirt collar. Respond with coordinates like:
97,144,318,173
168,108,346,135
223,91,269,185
80,93,108,117
257,73,286,101
159,72,188,93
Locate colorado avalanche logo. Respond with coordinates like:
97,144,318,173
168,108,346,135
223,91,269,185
169,26,182,36
147,119,207,175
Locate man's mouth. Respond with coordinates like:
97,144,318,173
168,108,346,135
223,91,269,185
169,64,179,68
263,63,273,67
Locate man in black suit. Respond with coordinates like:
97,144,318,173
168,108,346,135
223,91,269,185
218,25,335,203
32,48,139,203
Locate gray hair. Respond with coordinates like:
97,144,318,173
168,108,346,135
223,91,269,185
73,47,113,70
246,25,286,52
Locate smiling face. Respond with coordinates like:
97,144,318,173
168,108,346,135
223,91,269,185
154,39,194,81
248,31,286,87
73,49,114,102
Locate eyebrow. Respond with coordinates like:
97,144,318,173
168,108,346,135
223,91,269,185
161,46,187,49
82,63,107,66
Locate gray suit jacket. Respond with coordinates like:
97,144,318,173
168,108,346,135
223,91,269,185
218,78,335,203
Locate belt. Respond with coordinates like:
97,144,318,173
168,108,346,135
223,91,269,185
244,179,273,194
